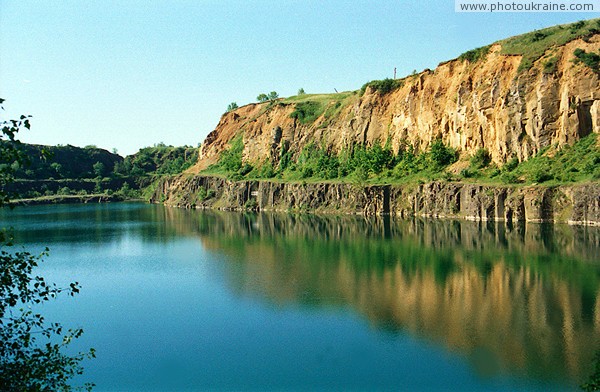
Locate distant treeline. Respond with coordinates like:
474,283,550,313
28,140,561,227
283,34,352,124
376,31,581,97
2,142,198,199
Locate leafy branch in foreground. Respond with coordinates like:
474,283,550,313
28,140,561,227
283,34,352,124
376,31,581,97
581,350,600,391
0,98,95,391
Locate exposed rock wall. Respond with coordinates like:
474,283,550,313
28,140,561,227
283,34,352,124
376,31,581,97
193,36,600,171
151,175,600,225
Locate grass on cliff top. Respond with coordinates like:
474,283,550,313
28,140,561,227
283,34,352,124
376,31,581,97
202,132,600,188
284,91,359,126
498,18,600,71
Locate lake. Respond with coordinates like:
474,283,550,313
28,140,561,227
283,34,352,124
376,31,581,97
1,202,599,391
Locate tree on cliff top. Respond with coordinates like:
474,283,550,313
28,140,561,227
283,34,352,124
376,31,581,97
0,98,95,391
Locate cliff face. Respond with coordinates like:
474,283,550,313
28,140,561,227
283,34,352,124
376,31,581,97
151,175,600,225
193,35,599,171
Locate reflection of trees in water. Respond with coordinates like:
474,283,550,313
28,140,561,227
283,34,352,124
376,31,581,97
171,210,600,383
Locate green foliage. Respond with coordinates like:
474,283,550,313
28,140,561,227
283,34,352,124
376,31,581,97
226,102,238,112
290,101,325,125
542,56,558,74
499,18,600,72
214,134,244,175
114,182,140,199
470,148,491,169
8,143,120,181
361,78,403,95
115,144,198,178
257,92,279,103
573,48,600,73
458,45,491,63
429,139,458,168
511,133,599,184
581,350,600,391
92,161,105,178
297,88,306,95
0,98,94,390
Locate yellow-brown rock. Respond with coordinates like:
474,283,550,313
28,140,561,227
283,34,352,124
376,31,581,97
192,35,599,171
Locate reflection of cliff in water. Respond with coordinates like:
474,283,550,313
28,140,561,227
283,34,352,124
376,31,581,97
161,209,600,383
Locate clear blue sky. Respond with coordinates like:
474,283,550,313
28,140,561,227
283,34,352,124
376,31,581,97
1,0,597,155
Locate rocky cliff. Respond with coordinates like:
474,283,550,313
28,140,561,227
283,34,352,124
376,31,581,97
192,22,600,171
151,175,600,225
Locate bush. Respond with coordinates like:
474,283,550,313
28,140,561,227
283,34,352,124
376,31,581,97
226,102,238,112
530,167,553,183
573,48,600,73
470,148,491,169
458,45,491,63
504,156,519,172
360,78,403,95
500,172,519,184
290,101,324,124
460,168,475,178
542,56,558,74
429,139,457,168
217,135,244,173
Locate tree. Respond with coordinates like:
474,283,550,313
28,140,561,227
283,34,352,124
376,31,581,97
257,92,278,103
92,161,105,178
50,162,64,178
297,88,306,95
226,102,238,112
429,139,457,168
0,98,95,390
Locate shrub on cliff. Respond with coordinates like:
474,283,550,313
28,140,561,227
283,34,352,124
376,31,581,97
458,45,490,63
360,78,403,95
429,139,457,168
226,102,238,112
470,148,491,169
290,101,324,124
217,135,244,173
573,48,600,73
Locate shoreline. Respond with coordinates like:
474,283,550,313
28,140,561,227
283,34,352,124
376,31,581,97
150,175,600,226
7,194,142,206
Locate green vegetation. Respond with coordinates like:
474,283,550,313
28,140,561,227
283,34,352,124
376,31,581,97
283,91,357,127
206,136,460,184
8,143,121,180
226,102,239,112
470,148,491,169
207,132,599,187
457,134,600,185
458,45,491,63
542,56,559,74
0,99,95,390
257,91,279,103
360,78,403,95
581,350,600,391
498,18,600,72
113,143,197,179
297,88,306,95
573,48,600,74
290,101,326,124
5,141,198,201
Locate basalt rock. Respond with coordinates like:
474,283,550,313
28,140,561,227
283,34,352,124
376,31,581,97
151,175,600,226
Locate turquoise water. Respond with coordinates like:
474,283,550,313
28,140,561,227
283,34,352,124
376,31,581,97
1,202,599,391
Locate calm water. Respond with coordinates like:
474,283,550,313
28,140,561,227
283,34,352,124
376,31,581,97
1,202,599,391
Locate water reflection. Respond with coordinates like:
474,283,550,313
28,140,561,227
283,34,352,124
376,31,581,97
2,204,599,386
171,210,600,384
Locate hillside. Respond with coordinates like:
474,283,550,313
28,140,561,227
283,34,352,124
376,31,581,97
192,19,600,182
4,142,198,200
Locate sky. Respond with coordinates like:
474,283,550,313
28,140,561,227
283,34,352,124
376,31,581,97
1,0,598,156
